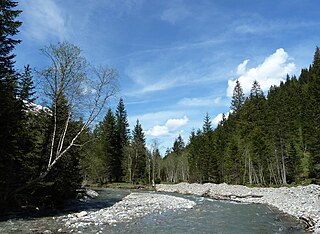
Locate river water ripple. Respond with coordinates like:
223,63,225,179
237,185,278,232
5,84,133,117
0,188,307,234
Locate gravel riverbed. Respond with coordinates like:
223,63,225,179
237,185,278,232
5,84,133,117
156,183,320,233
61,192,196,232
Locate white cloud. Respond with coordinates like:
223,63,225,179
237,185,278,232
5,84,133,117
212,113,223,126
179,97,212,107
227,48,296,97
236,59,249,76
165,116,188,130
146,116,189,137
21,0,67,41
212,112,229,126
129,111,183,127
146,125,170,137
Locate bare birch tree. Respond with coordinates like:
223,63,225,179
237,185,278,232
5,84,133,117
38,41,118,180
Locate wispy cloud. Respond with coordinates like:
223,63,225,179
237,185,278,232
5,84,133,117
161,0,190,24
232,14,320,36
125,54,227,97
227,48,296,97
104,0,144,17
178,96,228,107
20,0,67,41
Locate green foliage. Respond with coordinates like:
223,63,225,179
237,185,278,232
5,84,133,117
81,99,134,184
0,0,28,209
2,1,320,212
19,65,36,104
115,98,130,181
185,47,320,186
129,120,147,183
230,80,245,114
154,177,161,184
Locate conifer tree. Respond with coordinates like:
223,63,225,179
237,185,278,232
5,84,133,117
203,112,212,134
131,120,147,183
250,80,264,99
172,134,184,155
115,98,130,181
0,0,21,80
19,65,36,104
307,47,320,183
230,80,245,114
0,0,23,208
102,108,118,182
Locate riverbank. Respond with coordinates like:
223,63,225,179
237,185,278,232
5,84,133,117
156,182,320,233
61,192,196,232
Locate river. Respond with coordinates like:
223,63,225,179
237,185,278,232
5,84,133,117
0,188,307,233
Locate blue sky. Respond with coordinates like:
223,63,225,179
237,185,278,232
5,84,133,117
15,0,320,154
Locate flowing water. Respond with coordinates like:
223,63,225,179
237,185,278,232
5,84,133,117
0,188,307,234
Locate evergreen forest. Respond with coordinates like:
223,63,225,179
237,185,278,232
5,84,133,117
1,0,319,212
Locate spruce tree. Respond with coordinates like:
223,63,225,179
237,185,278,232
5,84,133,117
203,112,212,134
0,0,21,80
19,65,36,104
172,134,184,155
115,98,130,181
131,120,146,183
250,80,264,99
0,0,23,209
102,108,118,182
230,80,245,114
307,47,320,183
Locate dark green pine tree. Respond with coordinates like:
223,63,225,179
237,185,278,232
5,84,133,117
172,134,184,156
306,47,320,183
285,141,301,184
214,113,229,183
15,65,40,185
187,129,202,183
203,112,212,134
131,120,147,183
250,80,264,99
312,46,320,73
102,108,118,182
0,0,21,80
230,80,245,114
19,65,36,104
0,0,24,209
115,98,130,181
202,114,219,183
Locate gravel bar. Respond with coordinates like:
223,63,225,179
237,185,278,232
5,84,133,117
61,192,196,231
156,182,320,233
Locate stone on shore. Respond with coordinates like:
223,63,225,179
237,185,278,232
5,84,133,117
62,192,196,230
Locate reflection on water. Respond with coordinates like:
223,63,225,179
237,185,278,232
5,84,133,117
0,189,307,234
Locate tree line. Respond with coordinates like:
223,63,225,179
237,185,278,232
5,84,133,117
1,0,320,213
85,51,320,187
183,48,320,186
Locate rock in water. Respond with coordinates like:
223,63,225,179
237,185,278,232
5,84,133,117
86,189,99,198
76,211,88,218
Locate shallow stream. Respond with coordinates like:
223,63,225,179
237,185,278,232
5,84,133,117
0,188,307,233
